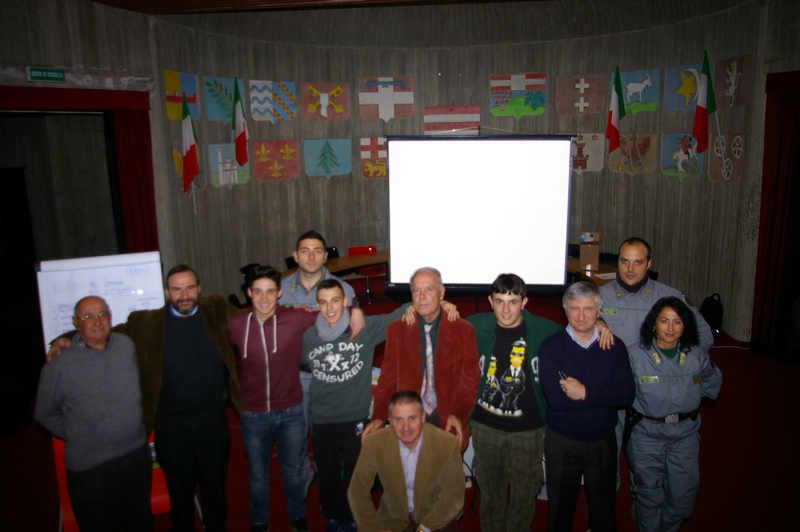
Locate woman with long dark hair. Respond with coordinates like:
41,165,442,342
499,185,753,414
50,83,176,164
626,296,722,531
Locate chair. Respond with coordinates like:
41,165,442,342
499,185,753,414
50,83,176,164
599,252,619,265
51,432,198,531
346,245,389,303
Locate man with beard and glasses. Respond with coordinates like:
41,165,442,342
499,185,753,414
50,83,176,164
48,265,242,532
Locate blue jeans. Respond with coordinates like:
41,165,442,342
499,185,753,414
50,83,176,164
240,404,309,525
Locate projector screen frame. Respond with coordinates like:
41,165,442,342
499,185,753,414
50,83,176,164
384,134,575,295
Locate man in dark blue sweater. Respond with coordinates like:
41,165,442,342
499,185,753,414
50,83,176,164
539,282,635,532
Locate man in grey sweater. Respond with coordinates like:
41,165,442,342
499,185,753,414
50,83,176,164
35,296,153,532
302,279,457,532
302,279,408,532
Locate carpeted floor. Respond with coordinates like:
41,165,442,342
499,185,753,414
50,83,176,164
2,277,797,530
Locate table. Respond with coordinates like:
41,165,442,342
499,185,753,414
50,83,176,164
566,257,617,286
281,250,389,278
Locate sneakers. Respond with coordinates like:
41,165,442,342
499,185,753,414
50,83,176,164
290,518,310,532
324,519,355,532
325,519,343,532
303,468,318,502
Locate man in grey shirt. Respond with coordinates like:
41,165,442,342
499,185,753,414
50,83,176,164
280,230,357,432
35,295,153,531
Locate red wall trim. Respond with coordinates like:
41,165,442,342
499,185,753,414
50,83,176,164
0,85,150,111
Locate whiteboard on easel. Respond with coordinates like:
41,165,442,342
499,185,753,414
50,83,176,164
36,251,164,352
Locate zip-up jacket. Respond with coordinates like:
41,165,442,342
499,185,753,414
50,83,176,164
229,306,316,412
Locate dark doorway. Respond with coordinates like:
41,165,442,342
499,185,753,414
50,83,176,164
0,167,42,439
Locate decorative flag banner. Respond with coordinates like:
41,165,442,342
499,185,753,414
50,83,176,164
360,137,387,178
661,132,705,181
304,138,352,179
619,69,660,115
691,51,717,154
605,67,626,153
301,82,350,122
424,105,480,135
253,140,299,183
664,63,702,114
204,77,244,122
489,73,547,119
609,133,657,176
358,77,414,122
181,95,200,191
164,70,199,121
249,80,296,123
208,143,249,186
171,147,182,180
571,134,604,174
556,74,607,115
714,55,750,109
709,133,745,183
232,79,249,166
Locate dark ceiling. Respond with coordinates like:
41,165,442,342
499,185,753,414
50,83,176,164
93,0,531,15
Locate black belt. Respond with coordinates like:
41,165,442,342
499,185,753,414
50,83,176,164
640,409,698,423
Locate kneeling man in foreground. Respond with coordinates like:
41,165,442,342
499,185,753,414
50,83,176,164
348,390,465,532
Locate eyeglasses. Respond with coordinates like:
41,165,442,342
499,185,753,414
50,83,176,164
74,310,110,322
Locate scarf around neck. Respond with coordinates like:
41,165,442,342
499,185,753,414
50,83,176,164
316,306,350,341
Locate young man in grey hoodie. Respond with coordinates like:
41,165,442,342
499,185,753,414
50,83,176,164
302,279,456,532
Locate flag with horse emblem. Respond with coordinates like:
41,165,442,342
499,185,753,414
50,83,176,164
301,82,350,122
360,137,387,179
253,140,299,183
358,77,414,122
661,132,705,181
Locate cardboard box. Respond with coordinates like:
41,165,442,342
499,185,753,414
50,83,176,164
578,232,602,270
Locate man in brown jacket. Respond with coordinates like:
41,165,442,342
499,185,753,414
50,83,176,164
348,390,465,532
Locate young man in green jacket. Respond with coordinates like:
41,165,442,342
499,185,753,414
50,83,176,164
466,273,561,532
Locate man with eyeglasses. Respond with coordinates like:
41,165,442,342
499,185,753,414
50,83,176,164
36,296,154,531
48,265,242,532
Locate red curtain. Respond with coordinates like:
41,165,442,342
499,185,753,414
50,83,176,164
111,109,159,252
0,85,159,252
751,71,800,352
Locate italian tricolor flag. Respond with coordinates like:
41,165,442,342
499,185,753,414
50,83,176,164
605,66,626,153
181,95,199,192
692,51,717,153
232,79,249,166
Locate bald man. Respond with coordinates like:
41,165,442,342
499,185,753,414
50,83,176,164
36,296,153,531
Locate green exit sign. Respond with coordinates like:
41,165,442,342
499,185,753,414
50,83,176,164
27,67,65,83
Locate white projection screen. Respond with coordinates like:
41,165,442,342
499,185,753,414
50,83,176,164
387,136,572,291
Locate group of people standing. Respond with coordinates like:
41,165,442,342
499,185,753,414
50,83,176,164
36,233,721,532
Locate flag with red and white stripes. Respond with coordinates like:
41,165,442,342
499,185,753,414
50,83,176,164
424,105,480,136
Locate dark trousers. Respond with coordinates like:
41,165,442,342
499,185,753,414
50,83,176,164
311,418,367,522
400,513,458,532
544,429,617,532
154,415,230,532
66,444,154,532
